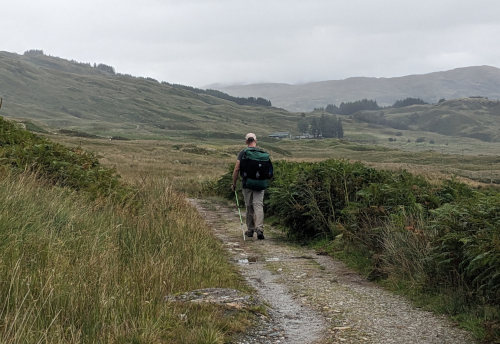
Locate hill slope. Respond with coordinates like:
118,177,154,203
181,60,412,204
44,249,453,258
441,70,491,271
346,97,500,142
0,51,297,139
213,66,500,111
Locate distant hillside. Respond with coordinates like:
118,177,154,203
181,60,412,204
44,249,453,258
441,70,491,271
0,50,295,139
348,97,500,142
213,66,500,112
2,51,499,144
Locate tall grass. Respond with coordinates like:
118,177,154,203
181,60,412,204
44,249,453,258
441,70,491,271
380,216,433,287
0,173,246,343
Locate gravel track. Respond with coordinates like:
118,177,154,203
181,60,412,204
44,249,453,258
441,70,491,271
189,199,475,344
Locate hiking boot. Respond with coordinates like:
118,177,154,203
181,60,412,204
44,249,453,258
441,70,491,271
245,230,254,238
257,231,265,240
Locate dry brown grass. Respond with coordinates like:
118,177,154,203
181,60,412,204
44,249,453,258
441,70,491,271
0,171,251,343
49,134,499,193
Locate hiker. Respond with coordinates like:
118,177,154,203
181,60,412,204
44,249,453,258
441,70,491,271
231,133,273,240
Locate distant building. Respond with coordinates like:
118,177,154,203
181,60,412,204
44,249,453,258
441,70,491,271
268,132,290,139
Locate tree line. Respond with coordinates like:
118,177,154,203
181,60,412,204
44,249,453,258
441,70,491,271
320,97,428,116
23,50,117,75
169,84,272,107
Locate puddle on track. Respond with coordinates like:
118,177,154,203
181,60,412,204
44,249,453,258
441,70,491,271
265,257,280,262
237,257,281,264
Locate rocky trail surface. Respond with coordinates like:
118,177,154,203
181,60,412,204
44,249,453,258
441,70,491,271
189,199,476,344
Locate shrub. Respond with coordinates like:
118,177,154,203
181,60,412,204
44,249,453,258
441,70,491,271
215,158,500,333
0,116,134,203
428,191,500,304
263,160,439,242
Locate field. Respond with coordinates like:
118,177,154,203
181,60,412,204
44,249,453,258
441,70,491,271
50,130,500,191
51,132,500,343
2,113,499,342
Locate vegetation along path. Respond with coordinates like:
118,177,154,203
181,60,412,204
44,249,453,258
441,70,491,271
189,198,476,344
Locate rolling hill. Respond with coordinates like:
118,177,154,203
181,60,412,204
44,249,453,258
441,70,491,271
0,50,297,139
1,50,499,145
346,97,500,142
212,66,500,112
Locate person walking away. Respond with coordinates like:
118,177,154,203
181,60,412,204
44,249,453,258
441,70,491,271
232,133,273,240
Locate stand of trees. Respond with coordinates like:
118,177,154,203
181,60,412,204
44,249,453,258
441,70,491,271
23,49,45,56
392,97,427,108
325,99,380,115
95,63,115,74
298,114,343,138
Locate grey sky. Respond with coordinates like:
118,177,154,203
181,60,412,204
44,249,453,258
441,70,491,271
2,0,500,87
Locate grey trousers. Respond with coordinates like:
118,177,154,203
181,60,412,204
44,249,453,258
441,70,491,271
242,188,265,233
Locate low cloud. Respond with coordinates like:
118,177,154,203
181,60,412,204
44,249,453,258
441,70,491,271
2,0,500,86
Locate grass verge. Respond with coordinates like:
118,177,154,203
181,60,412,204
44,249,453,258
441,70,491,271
0,173,250,343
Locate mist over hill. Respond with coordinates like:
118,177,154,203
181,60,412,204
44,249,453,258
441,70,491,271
212,66,500,112
0,50,294,139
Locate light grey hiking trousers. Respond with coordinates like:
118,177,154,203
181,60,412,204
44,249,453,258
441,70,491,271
242,188,265,234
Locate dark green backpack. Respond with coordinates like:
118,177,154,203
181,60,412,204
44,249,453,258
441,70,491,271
240,147,273,190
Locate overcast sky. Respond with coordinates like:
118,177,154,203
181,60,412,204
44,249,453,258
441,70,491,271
2,0,500,87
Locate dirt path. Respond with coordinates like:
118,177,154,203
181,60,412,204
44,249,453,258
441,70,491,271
189,199,476,344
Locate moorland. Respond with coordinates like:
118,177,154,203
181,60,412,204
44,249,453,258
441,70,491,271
0,49,499,342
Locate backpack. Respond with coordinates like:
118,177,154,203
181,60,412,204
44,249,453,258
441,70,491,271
239,147,273,190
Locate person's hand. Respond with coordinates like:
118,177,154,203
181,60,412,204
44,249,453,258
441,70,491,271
231,184,236,192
